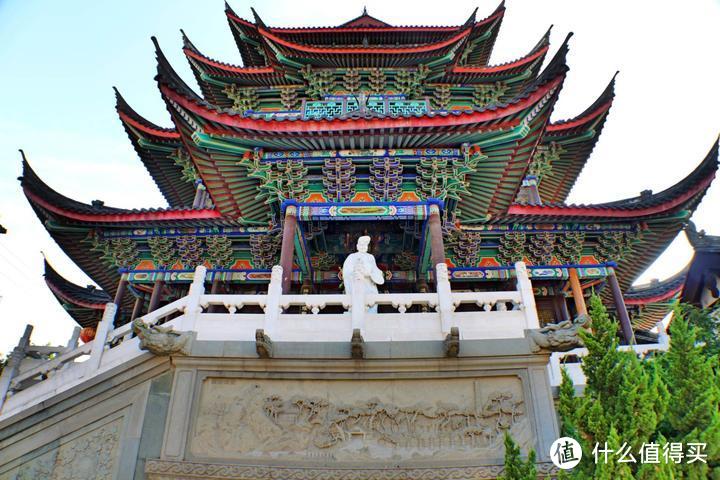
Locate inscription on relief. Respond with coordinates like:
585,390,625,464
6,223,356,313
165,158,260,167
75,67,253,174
190,378,531,463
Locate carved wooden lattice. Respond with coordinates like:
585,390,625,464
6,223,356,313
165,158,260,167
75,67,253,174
369,157,403,201
323,158,356,202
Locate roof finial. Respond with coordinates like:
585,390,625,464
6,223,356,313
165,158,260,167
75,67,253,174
362,6,368,15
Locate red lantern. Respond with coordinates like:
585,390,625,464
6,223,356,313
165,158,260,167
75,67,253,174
79,327,96,343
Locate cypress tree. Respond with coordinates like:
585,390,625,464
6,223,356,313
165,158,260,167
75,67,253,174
501,432,537,480
662,311,720,479
566,295,664,477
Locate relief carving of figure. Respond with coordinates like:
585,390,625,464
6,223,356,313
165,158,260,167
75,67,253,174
190,380,531,462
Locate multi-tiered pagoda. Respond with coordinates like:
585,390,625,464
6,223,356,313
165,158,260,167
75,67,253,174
23,3,717,345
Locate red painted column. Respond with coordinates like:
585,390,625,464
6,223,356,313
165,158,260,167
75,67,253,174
279,205,298,294
130,296,144,320
113,275,128,307
147,278,165,313
428,203,446,285
568,268,587,316
608,268,636,345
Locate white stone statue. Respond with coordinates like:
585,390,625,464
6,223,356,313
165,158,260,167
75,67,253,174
342,236,384,308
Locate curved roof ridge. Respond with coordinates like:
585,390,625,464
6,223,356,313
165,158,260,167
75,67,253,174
509,138,718,217
256,22,473,54
338,7,392,28
596,139,718,209
548,72,617,128
626,264,689,297
114,87,178,137
160,28,568,126
451,25,551,73
153,36,204,103
20,153,129,215
182,32,277,74
237,3,504,32
20,152,216,220
44,258,111,306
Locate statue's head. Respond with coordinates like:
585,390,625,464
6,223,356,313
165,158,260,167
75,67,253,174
357,235,371,253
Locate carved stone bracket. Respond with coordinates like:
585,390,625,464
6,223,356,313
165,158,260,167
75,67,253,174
255,329,273,358
444,326,460,357
132,319,194,356
351,328,364,359
527,314,589,353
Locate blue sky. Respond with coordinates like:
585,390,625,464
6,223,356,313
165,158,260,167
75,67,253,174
0,0,718,354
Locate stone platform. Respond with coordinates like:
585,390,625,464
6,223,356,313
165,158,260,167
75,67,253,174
0,338,558,479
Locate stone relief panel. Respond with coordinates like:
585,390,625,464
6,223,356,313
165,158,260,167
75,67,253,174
0,418,122,480
189,377,532,463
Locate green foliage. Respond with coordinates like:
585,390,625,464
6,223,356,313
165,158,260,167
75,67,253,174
501,432,537,480
557,299,720,478
558,368,579,438
677,303,720,357
661,310,720,478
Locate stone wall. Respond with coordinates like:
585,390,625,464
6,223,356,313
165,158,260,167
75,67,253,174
0,339,558,479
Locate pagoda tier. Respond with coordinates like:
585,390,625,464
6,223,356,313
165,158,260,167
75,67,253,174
115,89,195,208
506,140,717,291
155,34,572,224
225,3,504,68
534,73,616,204
623,268,687,331
183,27,550,110
120,43,609,214
43,259,111,328
21,141,716,290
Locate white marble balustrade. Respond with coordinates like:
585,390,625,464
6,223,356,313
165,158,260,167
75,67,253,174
0,262,539,419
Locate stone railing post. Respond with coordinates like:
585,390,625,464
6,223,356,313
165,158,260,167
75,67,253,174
436,263,454,334
0,325,33,411
515,261,540,329
180,265,206,331
351,269,366,332
86,303,117,375
65,326,81,351
264,265,283,337
548,352,562,386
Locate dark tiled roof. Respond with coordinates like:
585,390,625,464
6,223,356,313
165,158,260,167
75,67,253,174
115,89,196,207
44,259,111,328
537,74,616,204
